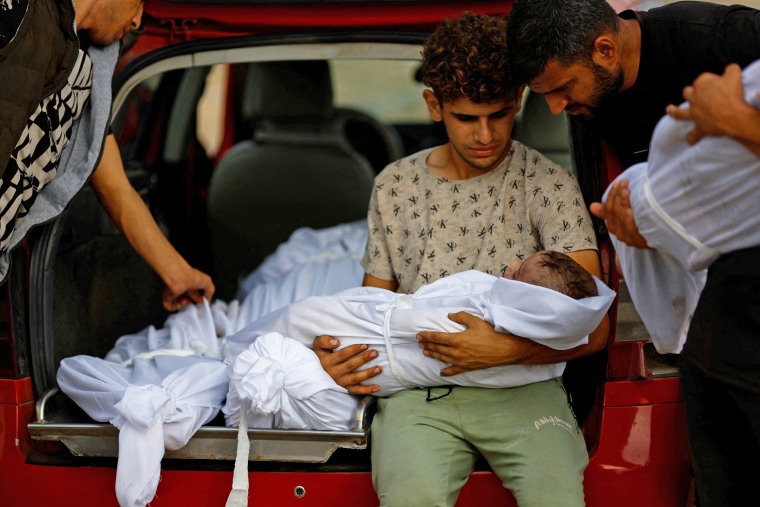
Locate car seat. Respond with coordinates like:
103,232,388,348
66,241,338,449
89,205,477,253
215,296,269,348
336,106,404,174
514,90,574,174
207,60,375,300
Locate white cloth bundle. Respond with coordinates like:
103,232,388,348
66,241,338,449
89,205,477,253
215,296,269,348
57,355,228,507
605,59,760,354
57,298,235,507
57,221,369,506
224,332,359,430
222,270,616,429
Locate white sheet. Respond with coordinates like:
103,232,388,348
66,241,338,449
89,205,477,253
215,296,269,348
605,59,760,354
57,355,228,507
57,221,369,506
222,270,615,429
235,219,367,300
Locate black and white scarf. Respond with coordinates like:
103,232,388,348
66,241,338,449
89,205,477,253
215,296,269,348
0,49,93,250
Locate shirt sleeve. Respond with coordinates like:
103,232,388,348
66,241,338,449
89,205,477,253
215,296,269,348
525,150,598,254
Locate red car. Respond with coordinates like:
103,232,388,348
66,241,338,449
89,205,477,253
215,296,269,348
0,1,691,505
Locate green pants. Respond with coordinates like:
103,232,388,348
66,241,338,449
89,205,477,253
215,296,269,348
371,380,588,507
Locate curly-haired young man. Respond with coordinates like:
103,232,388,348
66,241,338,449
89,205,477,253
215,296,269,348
313,12,607,507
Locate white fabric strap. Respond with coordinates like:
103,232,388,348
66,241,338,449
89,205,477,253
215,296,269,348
226,399,250,507
643,173,719,257
120,348,197,367
375,295,416,389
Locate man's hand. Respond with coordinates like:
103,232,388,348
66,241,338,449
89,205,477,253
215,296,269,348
312,335,381,395
666,63,760,157
666,63,745,145
590,180,649,249
162,267,215,311
416,312,521,376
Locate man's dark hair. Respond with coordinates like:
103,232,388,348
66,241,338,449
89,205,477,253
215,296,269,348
529,250,598,300
506,0,620,85
421,11,518,104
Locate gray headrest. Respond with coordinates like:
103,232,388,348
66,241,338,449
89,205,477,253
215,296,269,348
247,61,334,120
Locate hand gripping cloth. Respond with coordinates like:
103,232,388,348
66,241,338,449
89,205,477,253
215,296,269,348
604,59,760,354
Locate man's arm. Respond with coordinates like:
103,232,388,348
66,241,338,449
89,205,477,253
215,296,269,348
666,63,760,157
90,134,215,311
417,249,610,376
311,272,392,394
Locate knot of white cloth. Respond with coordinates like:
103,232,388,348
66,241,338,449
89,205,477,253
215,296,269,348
232,351,286,415
114,384,177,430
190,338,222,359
375,294,415,388
374,293,413,313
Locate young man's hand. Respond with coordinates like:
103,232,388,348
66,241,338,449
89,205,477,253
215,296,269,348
312,335,382,394
417,312,520,376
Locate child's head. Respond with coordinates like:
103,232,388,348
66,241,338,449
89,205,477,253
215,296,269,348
505,250,598,299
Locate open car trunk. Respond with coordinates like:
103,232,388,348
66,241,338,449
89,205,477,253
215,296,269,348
25,34,596,472
25,180,375,465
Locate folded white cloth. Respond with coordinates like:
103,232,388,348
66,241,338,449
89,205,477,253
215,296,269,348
224,332,359,430
57,356,228,507
605,59,760,354
222,270,615,429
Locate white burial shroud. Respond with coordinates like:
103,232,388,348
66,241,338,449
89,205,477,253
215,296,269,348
56,220,368,506
605,59,760,354
223,270,616,430
57,299,231,507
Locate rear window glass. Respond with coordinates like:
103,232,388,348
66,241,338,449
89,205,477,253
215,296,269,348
330,60,430,124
